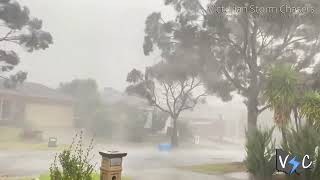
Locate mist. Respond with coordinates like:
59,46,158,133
1,0,320,180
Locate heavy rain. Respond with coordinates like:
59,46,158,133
0,1,320,180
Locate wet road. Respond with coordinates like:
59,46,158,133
0,142,248,180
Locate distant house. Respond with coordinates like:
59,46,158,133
102,87,150,109
0,80,74,131
177,102,247,142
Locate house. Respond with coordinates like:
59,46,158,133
102,87,150,109
101,87,155,141
0,80,75,140
176,101,247,143
178,96,276,144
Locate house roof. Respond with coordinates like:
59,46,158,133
0,80,73,103
102,87,150,109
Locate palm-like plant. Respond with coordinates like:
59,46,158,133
264,65,299,143
284,124,320,179
300,92,320,131
245,127,275,180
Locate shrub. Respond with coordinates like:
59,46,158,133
245,127,275,180
284,125,320,180
49,131,96,180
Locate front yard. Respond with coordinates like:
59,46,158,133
178,162,290,180
178,162,247,175
2,173,132,180
0,127,67,151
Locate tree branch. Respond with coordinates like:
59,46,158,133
258,104,271,114
150,82,171,114
162,82,174,116
221,66,247,93
0,30,13,42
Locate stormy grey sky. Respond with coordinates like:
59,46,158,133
16,0,172,91
12,0,244,106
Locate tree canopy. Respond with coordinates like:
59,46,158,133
143,0,320,132
0,1,52,85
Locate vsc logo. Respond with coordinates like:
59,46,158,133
276,149,313,175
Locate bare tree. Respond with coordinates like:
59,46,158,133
126,64,206,147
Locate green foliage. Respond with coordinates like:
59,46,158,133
143,0,320,133
49,131,95,180
0,1,53,50
19,174,132,180
265,65,299,126
126,68,144,84
245,127,275,179
284,125,320,179
0,1,52,82
300,92,320,130
34,173,96,180
284,125,319,160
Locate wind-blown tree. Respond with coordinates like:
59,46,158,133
126,68,144,84
264,64,320,142
59,79,101,128
126,62,206,147
265,65,299,126
300,92,320,131
264,64,302,145
143,0,320,133
0,1,52,83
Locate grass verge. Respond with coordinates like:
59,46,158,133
0,142,68,151
2,173,132,180
0,127,67,151
0,127,21,141
26,173,131,180
178,162,246,175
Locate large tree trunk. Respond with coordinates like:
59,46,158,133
171,117,179,147
247,95,259,134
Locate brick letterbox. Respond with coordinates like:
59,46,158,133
99,151,127,180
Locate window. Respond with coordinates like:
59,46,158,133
0,99,11,121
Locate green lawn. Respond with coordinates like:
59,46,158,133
178,162,246,175
0,127,67,151
0,141,68,151
15,173,132,180
0,127,22,141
